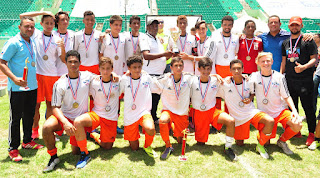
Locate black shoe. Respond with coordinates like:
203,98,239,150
161,147,174,160
224,147,238,161
43,154,60,172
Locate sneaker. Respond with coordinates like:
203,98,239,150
306,133,315,146
308,141,320,150
277,140,293,155
43,155,60,172
224,147,238,161
294,131,302,138
143,146,159,158
160,147,174,160
22,141,44,149
76,152,91,169
31,130,39,140
117,127,124,134
256,143,269,159
9,149,22,162
236,140,244,146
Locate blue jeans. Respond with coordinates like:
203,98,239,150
313,74,320,114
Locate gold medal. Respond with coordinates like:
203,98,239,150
31,61,36,67
73,102,79,108
290,57,295,62
115,55,119,60
131,104,136,110
43,55,48,60
246,56,251,61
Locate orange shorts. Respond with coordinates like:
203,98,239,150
215,65,232,78
124,114,153,141
80,64,100,75
87,111,117,142
162,110,189,138
270,109,291,139
36,74,59,103
194,107,224,143
50,113,100,147
234,112,267,140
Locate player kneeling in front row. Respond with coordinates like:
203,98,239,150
42,50,94,172
191,57,237,161
73,57,120,168
120,55,158,158
250,52,302,155
220,59,274,159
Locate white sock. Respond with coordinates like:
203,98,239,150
225,136,234,148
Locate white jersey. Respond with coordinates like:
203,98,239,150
52,71,93,120
32,29,62,76
53,30,75,76
74,29,101,67
120,74,158,126
100,33,126,75
140,32,166,75
195,37,217,75
191,76,220,111
218,78,260,126
213,33,239,66
249,71,290,118
124,31,146,57
168,34,197,73
90,75,120,121
155,74,193,116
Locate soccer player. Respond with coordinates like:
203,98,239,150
281,16,318,146
168,15,197,74
191,57,237,161
42,50,93,172
219,59,274,159
119,55,158,158
73,57,120,168
238,20,263,74
156,57,193,160
250,52,302,154
0,16,43,162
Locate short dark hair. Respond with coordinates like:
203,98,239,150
20,16,34,26
230,59,243,69
99,57,113,67
41,15,54,23
177,15,188,25
127,55,143,67
110,15,123,24
195,20,206,29
198,57,213,68
244,20,255,28
130,15,140,24
55,11,69,29
83,11,95,18
221,15,234,24
65,50,81,62
190,27,196,32
268,15,280,23
171,57,184,66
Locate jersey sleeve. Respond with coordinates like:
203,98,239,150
56,36,63,57
216,84,224,99
119,76,126,95
307,40,318,56
279,75,290,98
281,41,287,57
74,33,80,51
100,38,106,54
51,81,64,107
140,35,150,52
0,40,17,62
235,37,240,54
205,40,217,60
248,75,255,94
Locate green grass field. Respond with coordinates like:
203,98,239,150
1,92,320,177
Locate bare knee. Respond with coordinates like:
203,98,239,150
263,116,275,128
291,122,302,132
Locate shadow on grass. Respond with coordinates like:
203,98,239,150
265,144,303,161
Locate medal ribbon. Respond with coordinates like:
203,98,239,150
67,74,80,101
199,77,210,103
179,34,187,52
260,72,272,98
23,39,34,59
110,34,120,55
83,30,94,53
100,77,112,104
130,76,141,103
130,32,139,54
58,31,68,47
221,33,232,53
245,37,254,56
289,34,302,54
42,33,53,54
232,78,244,100
172,74,183,100
199,36,208,56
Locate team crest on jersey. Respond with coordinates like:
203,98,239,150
272,82,279,87
143,82,150,88
113,84,119,90
254,42,259,50
211,85,217,89
83,80,90,85
181,81,187,87
95,38,99,42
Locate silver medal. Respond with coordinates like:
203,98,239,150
31,61,35,67
105,105,111,112
224,54,228,59
262,98,268,105
131,104,136,110
200,104,206,110
239,101,244,107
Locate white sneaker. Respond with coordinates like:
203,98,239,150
43,157,60,172
277,140,293,155
256,143,269,159
308,141,320,150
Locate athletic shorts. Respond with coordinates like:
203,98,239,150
270,109,291,139
194,107,224,143
36,74,59,103
234,112,267,140
50,114,100,147
215,65,232,78
88,111,118,142
124,114,153,141
162,110,189,138
80,64,100,75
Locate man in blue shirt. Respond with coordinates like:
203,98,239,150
0,16,43,162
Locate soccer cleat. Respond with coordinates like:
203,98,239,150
143,146,159,158
160,147,174,160
43,155,60,172
9,149,22,162
117,127,124,134
224,147,238,161
31,130,39,140
256,143,269,159
308,141,320,150
76,152,91,169
22,140,44,149
277,140,293,155
306,133,315,146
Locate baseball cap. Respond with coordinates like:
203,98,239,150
289,16,302,26
146,19,159,26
